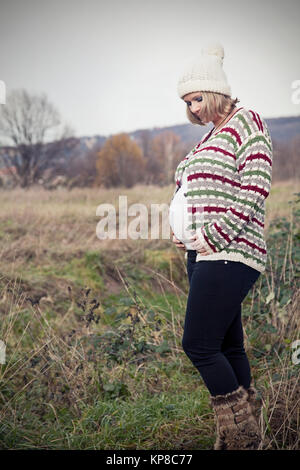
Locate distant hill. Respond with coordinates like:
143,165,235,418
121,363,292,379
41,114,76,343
131,114,300,148
80,114,300,152
1,114,300,171
260,115,300,142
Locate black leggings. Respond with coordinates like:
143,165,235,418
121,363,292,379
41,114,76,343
182,250,260,397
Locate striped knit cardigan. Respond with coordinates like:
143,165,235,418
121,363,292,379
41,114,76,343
172,107,273,273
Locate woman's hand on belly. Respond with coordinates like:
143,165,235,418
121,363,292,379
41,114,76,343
172,233,186,250
189,233,211,256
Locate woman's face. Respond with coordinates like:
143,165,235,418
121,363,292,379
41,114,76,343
183,91,207,123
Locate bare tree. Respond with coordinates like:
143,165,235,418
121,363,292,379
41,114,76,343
149,131,186,185
136,129,158,184
0,88,76,187
135,130,188,185
66,146,100,188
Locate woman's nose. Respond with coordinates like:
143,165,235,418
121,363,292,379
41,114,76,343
190,103,200,114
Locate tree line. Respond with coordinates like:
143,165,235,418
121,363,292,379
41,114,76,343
0,89,189,189
0,89,298,189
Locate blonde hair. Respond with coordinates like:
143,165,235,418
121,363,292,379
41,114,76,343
184,91,240,126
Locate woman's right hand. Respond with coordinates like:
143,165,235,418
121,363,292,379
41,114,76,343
172,233,186,250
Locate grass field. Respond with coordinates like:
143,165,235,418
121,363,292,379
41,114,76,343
0,179,299,449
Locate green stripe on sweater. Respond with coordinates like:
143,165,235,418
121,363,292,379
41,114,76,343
191,227,265,265
242,169,271,182
196,216,264,241
236,114,252,136
185,157,236,173
187,189,264,214
223,248,264,265
208,133,238,152
244,225,264,240
222,216,240,234
237,134,272,157
204,224,223,251
220,218,263,240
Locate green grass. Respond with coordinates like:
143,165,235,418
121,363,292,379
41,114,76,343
0,348,214,450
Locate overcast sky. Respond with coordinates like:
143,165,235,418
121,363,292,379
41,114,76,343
0,0,299,138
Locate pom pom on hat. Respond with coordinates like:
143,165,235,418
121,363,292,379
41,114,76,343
177,40,231,99
199,41,225,63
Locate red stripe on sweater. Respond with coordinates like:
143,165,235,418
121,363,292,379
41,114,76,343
214,223,231,243
235,237,266,254
193,146,236,160
239,153,272,170
188,208,264,229
188,172,241,187
218,127,242,146
240,184,269,198
249,110,262,132
230,207,250,222
201,228,218,253
254,111,263,132
191,207,251,223
189,206,227,214
252,217,264,228
256,113,264,132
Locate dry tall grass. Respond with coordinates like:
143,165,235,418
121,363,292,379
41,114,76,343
0,179,299,449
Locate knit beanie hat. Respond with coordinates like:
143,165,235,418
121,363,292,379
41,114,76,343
177,41,231,99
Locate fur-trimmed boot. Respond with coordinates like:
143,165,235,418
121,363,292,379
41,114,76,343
246,384,261,420
213,383,260,450
210,385,262,450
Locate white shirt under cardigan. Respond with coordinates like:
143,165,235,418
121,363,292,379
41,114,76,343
169,168,195,250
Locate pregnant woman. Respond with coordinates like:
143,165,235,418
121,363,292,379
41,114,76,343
169,41,273,450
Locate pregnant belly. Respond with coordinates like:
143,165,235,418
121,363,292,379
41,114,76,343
169,199,194,250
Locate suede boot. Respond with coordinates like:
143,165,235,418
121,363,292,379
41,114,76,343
210,385,263,450
213,383,260,450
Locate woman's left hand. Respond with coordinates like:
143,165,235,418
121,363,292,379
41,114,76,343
189,233,211,256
